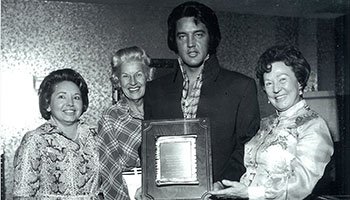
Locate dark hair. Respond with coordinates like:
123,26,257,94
167,1,221,55
256,45,311,91
38,68,89,120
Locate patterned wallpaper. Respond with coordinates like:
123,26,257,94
1,0,324,198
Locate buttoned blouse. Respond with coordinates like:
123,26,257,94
13,121,100,200
240,100,334,199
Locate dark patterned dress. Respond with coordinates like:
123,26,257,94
13,121,100,200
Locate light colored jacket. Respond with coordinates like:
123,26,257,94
241,100,334,200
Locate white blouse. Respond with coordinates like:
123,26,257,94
240,100,334,199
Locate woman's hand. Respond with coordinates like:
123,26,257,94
213,181,225,191
209,180,248,199
135,187,143,200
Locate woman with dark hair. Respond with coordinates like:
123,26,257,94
97,46,152,200
210,45,334,199
13,68,100,199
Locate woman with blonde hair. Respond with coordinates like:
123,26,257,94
98,46,152,200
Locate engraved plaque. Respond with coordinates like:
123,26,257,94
142,118,212,200
155,135,198,185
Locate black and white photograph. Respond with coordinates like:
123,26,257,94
1,0,349,199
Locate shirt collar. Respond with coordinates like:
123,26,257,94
172,54,221,83
277,99,307,119
45,119,88,143
119,96,144,120
177,54,210,80
47,118,82,129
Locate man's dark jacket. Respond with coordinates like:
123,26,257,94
143,55,261,182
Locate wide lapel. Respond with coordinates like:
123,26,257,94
197,56,221,117
164,64,184,118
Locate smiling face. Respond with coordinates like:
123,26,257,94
175,17,209,68
119,61,147,102
48,81,83,126
263,61,302,112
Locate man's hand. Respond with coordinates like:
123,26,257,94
209,180,248,199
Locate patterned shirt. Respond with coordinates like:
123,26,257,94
97,97,142,200
179,55,209,119
13,121,100,200
241,100,334,199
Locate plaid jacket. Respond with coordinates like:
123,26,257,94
97,98,142,200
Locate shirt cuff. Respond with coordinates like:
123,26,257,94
248,186,265,199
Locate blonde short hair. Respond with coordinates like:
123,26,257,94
110,46,152,88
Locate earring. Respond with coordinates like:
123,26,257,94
299,84,303,96
267,100,271,104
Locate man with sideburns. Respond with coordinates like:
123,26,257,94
143,1,260,191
